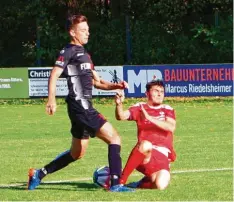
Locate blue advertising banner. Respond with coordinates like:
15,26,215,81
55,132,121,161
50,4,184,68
123,64,233,97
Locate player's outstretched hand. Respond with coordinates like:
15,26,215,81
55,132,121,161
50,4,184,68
120,81,129,89
115,90,125,105
46,101,57,115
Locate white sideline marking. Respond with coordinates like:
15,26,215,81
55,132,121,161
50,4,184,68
171,167,232,174
0,167,232,188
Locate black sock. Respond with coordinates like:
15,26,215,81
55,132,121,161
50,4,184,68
38,151,76,180
108,144,122,186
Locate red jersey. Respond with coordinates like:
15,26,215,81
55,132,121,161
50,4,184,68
128,102,176,159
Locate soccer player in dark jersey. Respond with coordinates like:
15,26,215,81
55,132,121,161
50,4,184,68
115,80,177,190
27,14,133,192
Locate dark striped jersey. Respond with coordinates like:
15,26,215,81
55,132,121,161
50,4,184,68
55,44,94,100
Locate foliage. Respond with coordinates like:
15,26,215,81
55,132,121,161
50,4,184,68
128,0,233,64
192,15,233,63
0,0,232,67
22,0,69,66
87,18,126,65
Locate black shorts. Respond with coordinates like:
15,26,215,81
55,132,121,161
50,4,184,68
66,97,107,139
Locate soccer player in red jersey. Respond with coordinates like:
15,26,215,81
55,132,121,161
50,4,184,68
115,80,176,190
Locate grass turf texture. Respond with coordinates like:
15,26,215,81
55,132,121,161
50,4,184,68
0,97,232,201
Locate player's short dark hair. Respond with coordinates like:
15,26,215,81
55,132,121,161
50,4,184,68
66,14,88,31
146,80,165,92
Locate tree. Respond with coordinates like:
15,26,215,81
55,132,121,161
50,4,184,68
0,0,232,66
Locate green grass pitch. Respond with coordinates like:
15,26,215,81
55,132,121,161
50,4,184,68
0,99,232,201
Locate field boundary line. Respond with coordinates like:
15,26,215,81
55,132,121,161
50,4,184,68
171,167,232,174
0,167,232,188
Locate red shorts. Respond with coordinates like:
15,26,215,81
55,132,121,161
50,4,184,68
136,149,170,176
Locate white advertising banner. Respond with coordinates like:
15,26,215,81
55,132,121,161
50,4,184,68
92,66,123,96
28,66,123,97
28,67,68,97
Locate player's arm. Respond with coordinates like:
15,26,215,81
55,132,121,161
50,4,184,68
92,70,128,90
46,66,63,115
141,105,176,133
115,90,130,120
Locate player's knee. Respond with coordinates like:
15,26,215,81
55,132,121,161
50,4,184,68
138,140,153,153
155,180,169,190
154,170,170,190
109,133,121,145
97,122,121,145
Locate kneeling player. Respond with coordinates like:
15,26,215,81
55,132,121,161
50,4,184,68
115,80,177,190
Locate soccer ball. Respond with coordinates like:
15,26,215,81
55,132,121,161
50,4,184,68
93,166,110,189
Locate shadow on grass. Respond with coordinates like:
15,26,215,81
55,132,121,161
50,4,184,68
0,181,100,191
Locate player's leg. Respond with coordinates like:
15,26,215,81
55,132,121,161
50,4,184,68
41,118,90,175
41,137,89,177
150,169,170,190
120,140,152,184
53,150,70,161
96,122,134,192
132,149,170,189
96,122,121,185
28,137,89,190
127,176,152,189
27,117,89,190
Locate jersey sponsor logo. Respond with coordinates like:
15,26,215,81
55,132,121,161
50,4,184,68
55,56,65,66
80,63,91,70
77,53,84,56
55,61,64,66
157,114,165,120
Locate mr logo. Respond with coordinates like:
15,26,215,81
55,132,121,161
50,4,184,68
127,69,163,93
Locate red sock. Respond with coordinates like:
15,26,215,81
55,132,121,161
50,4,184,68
138,176,153,189
120,147,145,184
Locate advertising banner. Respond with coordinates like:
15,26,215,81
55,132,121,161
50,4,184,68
0,65,232,98
0,68,29,98
28,66,123,97
92,66,123,96
28,67,68,97
123,64,233,97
